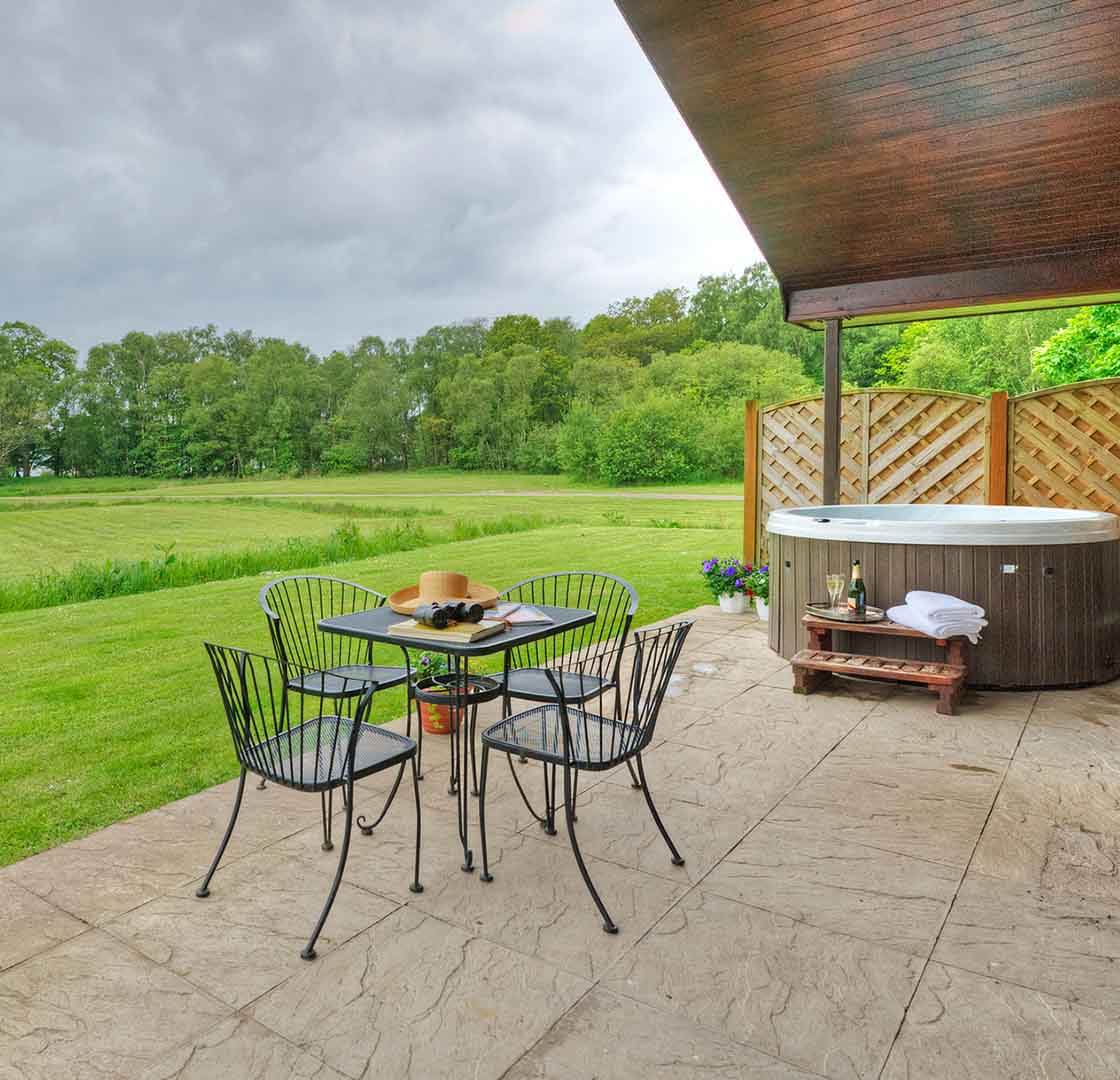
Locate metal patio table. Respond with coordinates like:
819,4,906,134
317,604,595,873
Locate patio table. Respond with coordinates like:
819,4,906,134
317,603,595,873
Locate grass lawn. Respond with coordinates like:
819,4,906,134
0,493,741,583
0,468,743,500
0,525,739,866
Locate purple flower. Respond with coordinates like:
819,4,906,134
702,559,716,573
734,578,743,587
724,566,736,577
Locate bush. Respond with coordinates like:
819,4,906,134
556,402,602,480
513,424,561,473
699,404,745,479
596,396,700,485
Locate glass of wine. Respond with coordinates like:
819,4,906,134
826,573,845,611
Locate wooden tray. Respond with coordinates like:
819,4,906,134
805,602,886,624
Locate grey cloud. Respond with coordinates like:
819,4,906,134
2,0,758,356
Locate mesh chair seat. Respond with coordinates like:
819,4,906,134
502,668,612,704
250,716,415,791
482,705,643,770
287,664,408,699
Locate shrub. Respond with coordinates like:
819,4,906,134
596,396,700,484
556,402,602,480
513,424,561,473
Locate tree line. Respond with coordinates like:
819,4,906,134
3,263,1117,482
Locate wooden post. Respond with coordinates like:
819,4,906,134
743,400,759,564
822,318,842,505
986,390,1009,505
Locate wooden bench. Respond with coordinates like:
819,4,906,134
793,614,970,715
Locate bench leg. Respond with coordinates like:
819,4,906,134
937,682,961,716
946,639,969,670
793,666,829,695
807,627,832,651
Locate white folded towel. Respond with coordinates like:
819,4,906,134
887,604,987,645
905,590,985,621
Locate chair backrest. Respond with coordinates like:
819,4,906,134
260,575,386,673
549,620,692,765
501,571,638,677
204,643,375,788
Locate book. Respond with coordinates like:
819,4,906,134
388,618,507,644
488,602,553,626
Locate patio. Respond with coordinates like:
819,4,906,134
2,603,1118,1079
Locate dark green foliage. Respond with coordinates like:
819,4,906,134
9,271,1110,488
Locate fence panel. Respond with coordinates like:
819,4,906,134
866,390,988,505
1010,378,1120,513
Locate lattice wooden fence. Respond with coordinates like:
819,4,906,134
1010,378,1120,513
747,379,1120,561
758,388,987,524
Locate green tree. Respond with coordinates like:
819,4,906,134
1033,305,1120,386
0,322,76,475
647,341,812,407
582,287,694,364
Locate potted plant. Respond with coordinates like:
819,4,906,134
701,556,752,614
748,564,770,621
411,652,458,735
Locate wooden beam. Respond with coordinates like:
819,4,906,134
787,250,1120,328
986,391,1010,505
743,399,759,564
822,319,842,504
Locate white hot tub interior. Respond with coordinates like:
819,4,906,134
766,504,1120,546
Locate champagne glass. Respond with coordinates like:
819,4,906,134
826,573,845,611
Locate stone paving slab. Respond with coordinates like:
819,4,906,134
603,888,924,1080
3,603,1120,1079
880,963,1120,1079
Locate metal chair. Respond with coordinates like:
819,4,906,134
495,572,638,819
198,644,422,960
259,575,422,776
477,620,692,933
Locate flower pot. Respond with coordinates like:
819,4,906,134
755,597,769,621
717,592,750,615
419,697,459,735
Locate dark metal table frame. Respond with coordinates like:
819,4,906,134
317,604,595,873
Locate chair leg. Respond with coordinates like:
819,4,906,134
196,768,247,898
625,759,641,789
257,777,267,791
479,746,494,883
320,789,334,851
409,755,424,894
635,755,684,866
408,690,424,780
562,764,617,934
542,762,558,836
505,752,546,825
469,702,480,797
302,778,355,961
358,762,406,836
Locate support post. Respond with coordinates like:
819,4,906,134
986,390,1010,505
743,400,759,564
822,318,842,505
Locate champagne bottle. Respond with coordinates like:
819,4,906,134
847,560,866,614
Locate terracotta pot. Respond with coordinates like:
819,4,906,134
419,697,459,735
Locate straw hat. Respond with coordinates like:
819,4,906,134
388,570,500,615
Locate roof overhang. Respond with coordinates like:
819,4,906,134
615,1,1120,327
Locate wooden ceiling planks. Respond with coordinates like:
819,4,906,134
615,0,1120,325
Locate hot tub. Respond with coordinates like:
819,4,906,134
766,504,1120,689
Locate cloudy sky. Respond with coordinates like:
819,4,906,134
3,1,759,357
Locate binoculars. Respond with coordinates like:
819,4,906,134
413,600,485,629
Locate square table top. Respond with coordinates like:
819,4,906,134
317,603,595,657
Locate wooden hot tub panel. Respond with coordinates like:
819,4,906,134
767,532,1120,689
